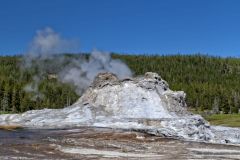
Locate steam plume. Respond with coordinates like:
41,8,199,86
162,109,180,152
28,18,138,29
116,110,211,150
22,27,132,96
59,50,132,94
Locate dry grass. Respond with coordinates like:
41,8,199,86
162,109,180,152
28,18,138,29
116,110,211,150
0,125,23,131
205,114,240,127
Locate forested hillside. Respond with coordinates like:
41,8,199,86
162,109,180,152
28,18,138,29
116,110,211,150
0,56,78,113
0,54,240,114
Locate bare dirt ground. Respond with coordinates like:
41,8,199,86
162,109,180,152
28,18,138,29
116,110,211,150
1,127,240,160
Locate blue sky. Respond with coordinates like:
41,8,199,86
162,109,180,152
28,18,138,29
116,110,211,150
0,0,240,57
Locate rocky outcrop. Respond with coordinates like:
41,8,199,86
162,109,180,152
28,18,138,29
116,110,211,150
0,72,240,144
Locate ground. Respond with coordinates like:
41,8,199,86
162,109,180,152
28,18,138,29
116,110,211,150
1,127,240,160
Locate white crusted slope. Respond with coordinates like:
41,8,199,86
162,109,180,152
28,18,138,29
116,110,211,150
0,72,240,144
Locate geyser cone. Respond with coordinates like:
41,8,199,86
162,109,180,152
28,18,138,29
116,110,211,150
77,72,188,119
1,72,240,144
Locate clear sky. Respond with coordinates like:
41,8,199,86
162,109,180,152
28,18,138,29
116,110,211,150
0,0,240,57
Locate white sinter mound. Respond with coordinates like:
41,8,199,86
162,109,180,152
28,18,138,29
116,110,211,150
0,72,240,144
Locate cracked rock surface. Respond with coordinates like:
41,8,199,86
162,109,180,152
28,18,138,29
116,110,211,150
0,72,240,144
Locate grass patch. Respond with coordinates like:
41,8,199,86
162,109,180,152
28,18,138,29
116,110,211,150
205,114,240,127
0,111,12,114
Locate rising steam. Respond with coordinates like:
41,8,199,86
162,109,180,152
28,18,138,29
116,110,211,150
59,50,132,94
22,27,132,96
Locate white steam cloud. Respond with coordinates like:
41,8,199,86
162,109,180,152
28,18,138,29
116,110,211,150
23,27,132,96
24,27,78,67
59,50,132,94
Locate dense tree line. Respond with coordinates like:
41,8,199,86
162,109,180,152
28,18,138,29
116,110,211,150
0,56,78,113
0,54,240,114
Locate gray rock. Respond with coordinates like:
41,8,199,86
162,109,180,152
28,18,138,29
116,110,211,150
1,72,240,144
